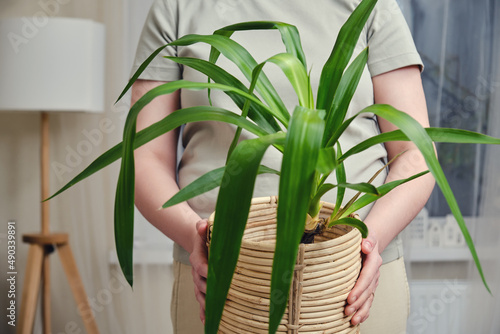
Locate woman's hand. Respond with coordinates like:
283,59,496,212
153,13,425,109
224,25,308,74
342,65,434,326
344,233,383,326
189,219,209,324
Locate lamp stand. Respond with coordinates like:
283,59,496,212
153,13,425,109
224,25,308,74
17,112,100,334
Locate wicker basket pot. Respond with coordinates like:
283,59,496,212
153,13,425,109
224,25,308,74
208,196,362,334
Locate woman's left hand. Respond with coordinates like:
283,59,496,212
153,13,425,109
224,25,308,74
190,219,209,324
344,233,383,326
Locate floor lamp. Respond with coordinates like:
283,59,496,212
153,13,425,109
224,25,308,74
0,18,105,334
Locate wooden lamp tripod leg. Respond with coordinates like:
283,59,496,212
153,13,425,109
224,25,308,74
40,111,52,334
57,242,100,334
17,112,100,334
17,244,44,334
17,235,100,334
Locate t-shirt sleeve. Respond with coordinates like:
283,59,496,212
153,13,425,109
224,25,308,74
130,0,181,81
366,0,423,77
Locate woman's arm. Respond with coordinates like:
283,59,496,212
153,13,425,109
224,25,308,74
133,79,202,253
345,65,436,325
133,79,209,321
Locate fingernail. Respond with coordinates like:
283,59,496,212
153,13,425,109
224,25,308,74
346,307,355,315
350,295,357,303
353,316,361,324
365,240,373,251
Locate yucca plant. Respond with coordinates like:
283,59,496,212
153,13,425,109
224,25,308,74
49,0,498,332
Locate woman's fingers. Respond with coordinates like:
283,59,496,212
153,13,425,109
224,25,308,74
345,271,379,316
196,219,208,244
193,273,206,308
192,267,207,293
190,219,209,278
347,236,381,303
345,235,382,325
189,219,210,322
200,304,205,324
351,291,375,325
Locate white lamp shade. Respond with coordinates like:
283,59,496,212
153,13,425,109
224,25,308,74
0,17,105,113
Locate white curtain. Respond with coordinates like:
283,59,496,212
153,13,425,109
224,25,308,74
464,1,500,331
399,0,500,333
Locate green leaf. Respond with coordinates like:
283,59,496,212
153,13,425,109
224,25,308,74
316,0,378,112
341,127,500,163
365,104,491,292
165,56,283,132
162,165,280,209
420,128,500,144
46,106,270,202
117,78,288,285
342,171,430,217
316,146,337,174
169,33,290,124
323,48,369,146
227,62,261,160
333,143,346,218
337,182,380,195
310,183,337,214
271,106,325,333
332,151,404,221
223,47,314,159
250,53,311,108
213,21,307,69
328,217,368,238
116,43,168,102
205,133,286,334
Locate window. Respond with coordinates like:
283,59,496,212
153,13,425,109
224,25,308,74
407,0,496,217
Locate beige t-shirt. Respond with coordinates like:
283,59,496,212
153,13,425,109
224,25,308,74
132,0,423,264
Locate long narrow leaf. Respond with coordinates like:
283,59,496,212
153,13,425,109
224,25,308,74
310,183,336,213
250,53,311,108
317,0,378,111
357,104,491,292
116,43,169,102
162,165,280,209
227,64,261,159
47,106,270,202
58,80,277,285
165,56,283,131
342,170,430,217
310,181,379,217
213,21,307,69
333,143,346,218
332,150,405,221
316,146,337,174
323,48,369,146
337,182,379,195
117,79,286,284
342,127,500,163
205,133,286,334
328,217,368,238
326,112,363,149
168,33,290,124
271,106,325,333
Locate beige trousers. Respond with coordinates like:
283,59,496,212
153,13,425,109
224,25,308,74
170,257,410,334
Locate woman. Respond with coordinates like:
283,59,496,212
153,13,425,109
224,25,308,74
131,0,435,332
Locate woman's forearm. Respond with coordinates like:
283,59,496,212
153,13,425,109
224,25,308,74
135,152,201,254
132,79,201,254
370,65,435,252
362,149,435,252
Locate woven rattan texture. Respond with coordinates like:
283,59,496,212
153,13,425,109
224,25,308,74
210,197,362,334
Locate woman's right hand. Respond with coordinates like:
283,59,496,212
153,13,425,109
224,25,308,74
189,219,209,324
